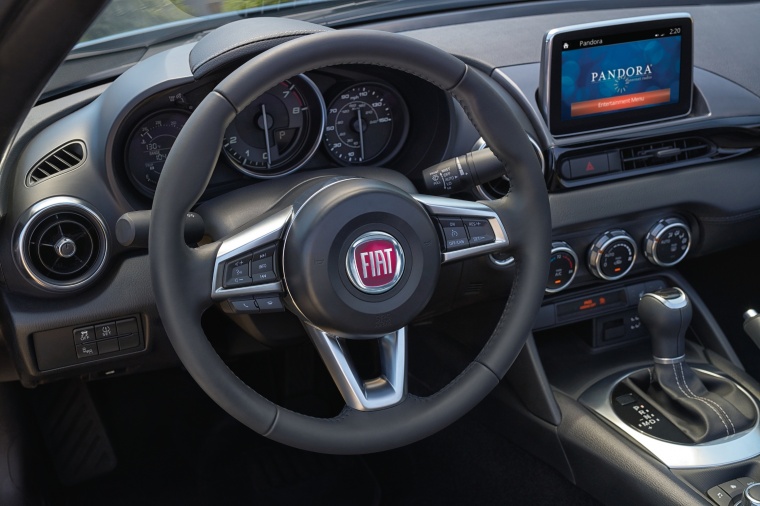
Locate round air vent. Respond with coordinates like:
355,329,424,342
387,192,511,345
15,197,108,292
473,135,545,200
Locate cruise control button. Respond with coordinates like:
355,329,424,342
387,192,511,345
463,218,495,246
73,326,95,344
95,322,116,340
97,339,119,355
255,295,284,313
439,217,468,251
76,343,98,359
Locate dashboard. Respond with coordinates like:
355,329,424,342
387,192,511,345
1,3,760,390
116,64,449,200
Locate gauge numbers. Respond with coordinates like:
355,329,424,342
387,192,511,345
222,75,325,178
324,83,408,165
125,110,189,196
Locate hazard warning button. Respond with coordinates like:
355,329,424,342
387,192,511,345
568,154,609,179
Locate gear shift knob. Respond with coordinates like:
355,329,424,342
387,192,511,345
638,287,692,362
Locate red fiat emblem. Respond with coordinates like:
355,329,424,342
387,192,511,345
347,232,405,294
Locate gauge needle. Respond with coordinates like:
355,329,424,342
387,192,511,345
261,103,272,169
356,108,365,162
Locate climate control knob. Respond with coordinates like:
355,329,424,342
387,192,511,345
546,242,578,293
588,230,637,281
644,217,691,267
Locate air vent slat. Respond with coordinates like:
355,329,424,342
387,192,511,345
620,137,712,171
26,141,86,186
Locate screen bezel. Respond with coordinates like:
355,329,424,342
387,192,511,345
540,14,694,137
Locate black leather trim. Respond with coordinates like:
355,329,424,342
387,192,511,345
151,27,551,454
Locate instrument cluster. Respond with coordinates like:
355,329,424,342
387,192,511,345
119,67,415,198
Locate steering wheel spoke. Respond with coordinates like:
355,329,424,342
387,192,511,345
303,322,407,411
413,195,510,263
210,206,292,313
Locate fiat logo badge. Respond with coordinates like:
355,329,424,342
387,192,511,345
347,232,404,294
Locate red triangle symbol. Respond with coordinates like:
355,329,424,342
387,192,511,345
586,161,595,172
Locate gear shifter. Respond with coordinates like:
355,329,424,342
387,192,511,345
639,287,691,363
633,287,754,443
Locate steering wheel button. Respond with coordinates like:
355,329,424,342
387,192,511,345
464,219,495,246
254,295,284,313
229,298,259,314
73,326,95,344
251,271,277,284
252,244,277,261
95,322,116,340
439,217,463,228
252,257,274,274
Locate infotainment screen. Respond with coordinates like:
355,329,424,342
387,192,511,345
539,14,693,136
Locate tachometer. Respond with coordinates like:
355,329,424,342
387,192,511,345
222,75,325,177
323,83,408,165
125,110,189,196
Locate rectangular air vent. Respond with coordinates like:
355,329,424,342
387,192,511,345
26,141,86,186
620,137,712,171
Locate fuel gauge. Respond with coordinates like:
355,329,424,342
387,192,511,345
547,242,578,293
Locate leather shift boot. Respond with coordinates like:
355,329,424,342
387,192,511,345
625,362,755,444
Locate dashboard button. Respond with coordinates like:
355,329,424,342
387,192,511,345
707,485,731,506
569,154,609,179
95,322,116,340
251,257,274,274
97,339,119,355
73,326,95,345
116,318,138,336
76,343,98,359
251,271,277,285
118,334,140,350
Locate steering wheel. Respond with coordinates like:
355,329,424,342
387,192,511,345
150,29,550,454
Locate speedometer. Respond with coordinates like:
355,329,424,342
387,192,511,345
323,83,408,165
222,75,325,178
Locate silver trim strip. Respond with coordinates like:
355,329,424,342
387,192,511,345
13,196,109,292
653,354,686,365
580,367,760,469
412,195,509,263
211,206,293,301
304,323,407,411
643,287,688,310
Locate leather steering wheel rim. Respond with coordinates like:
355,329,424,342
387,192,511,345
150,29,551,454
